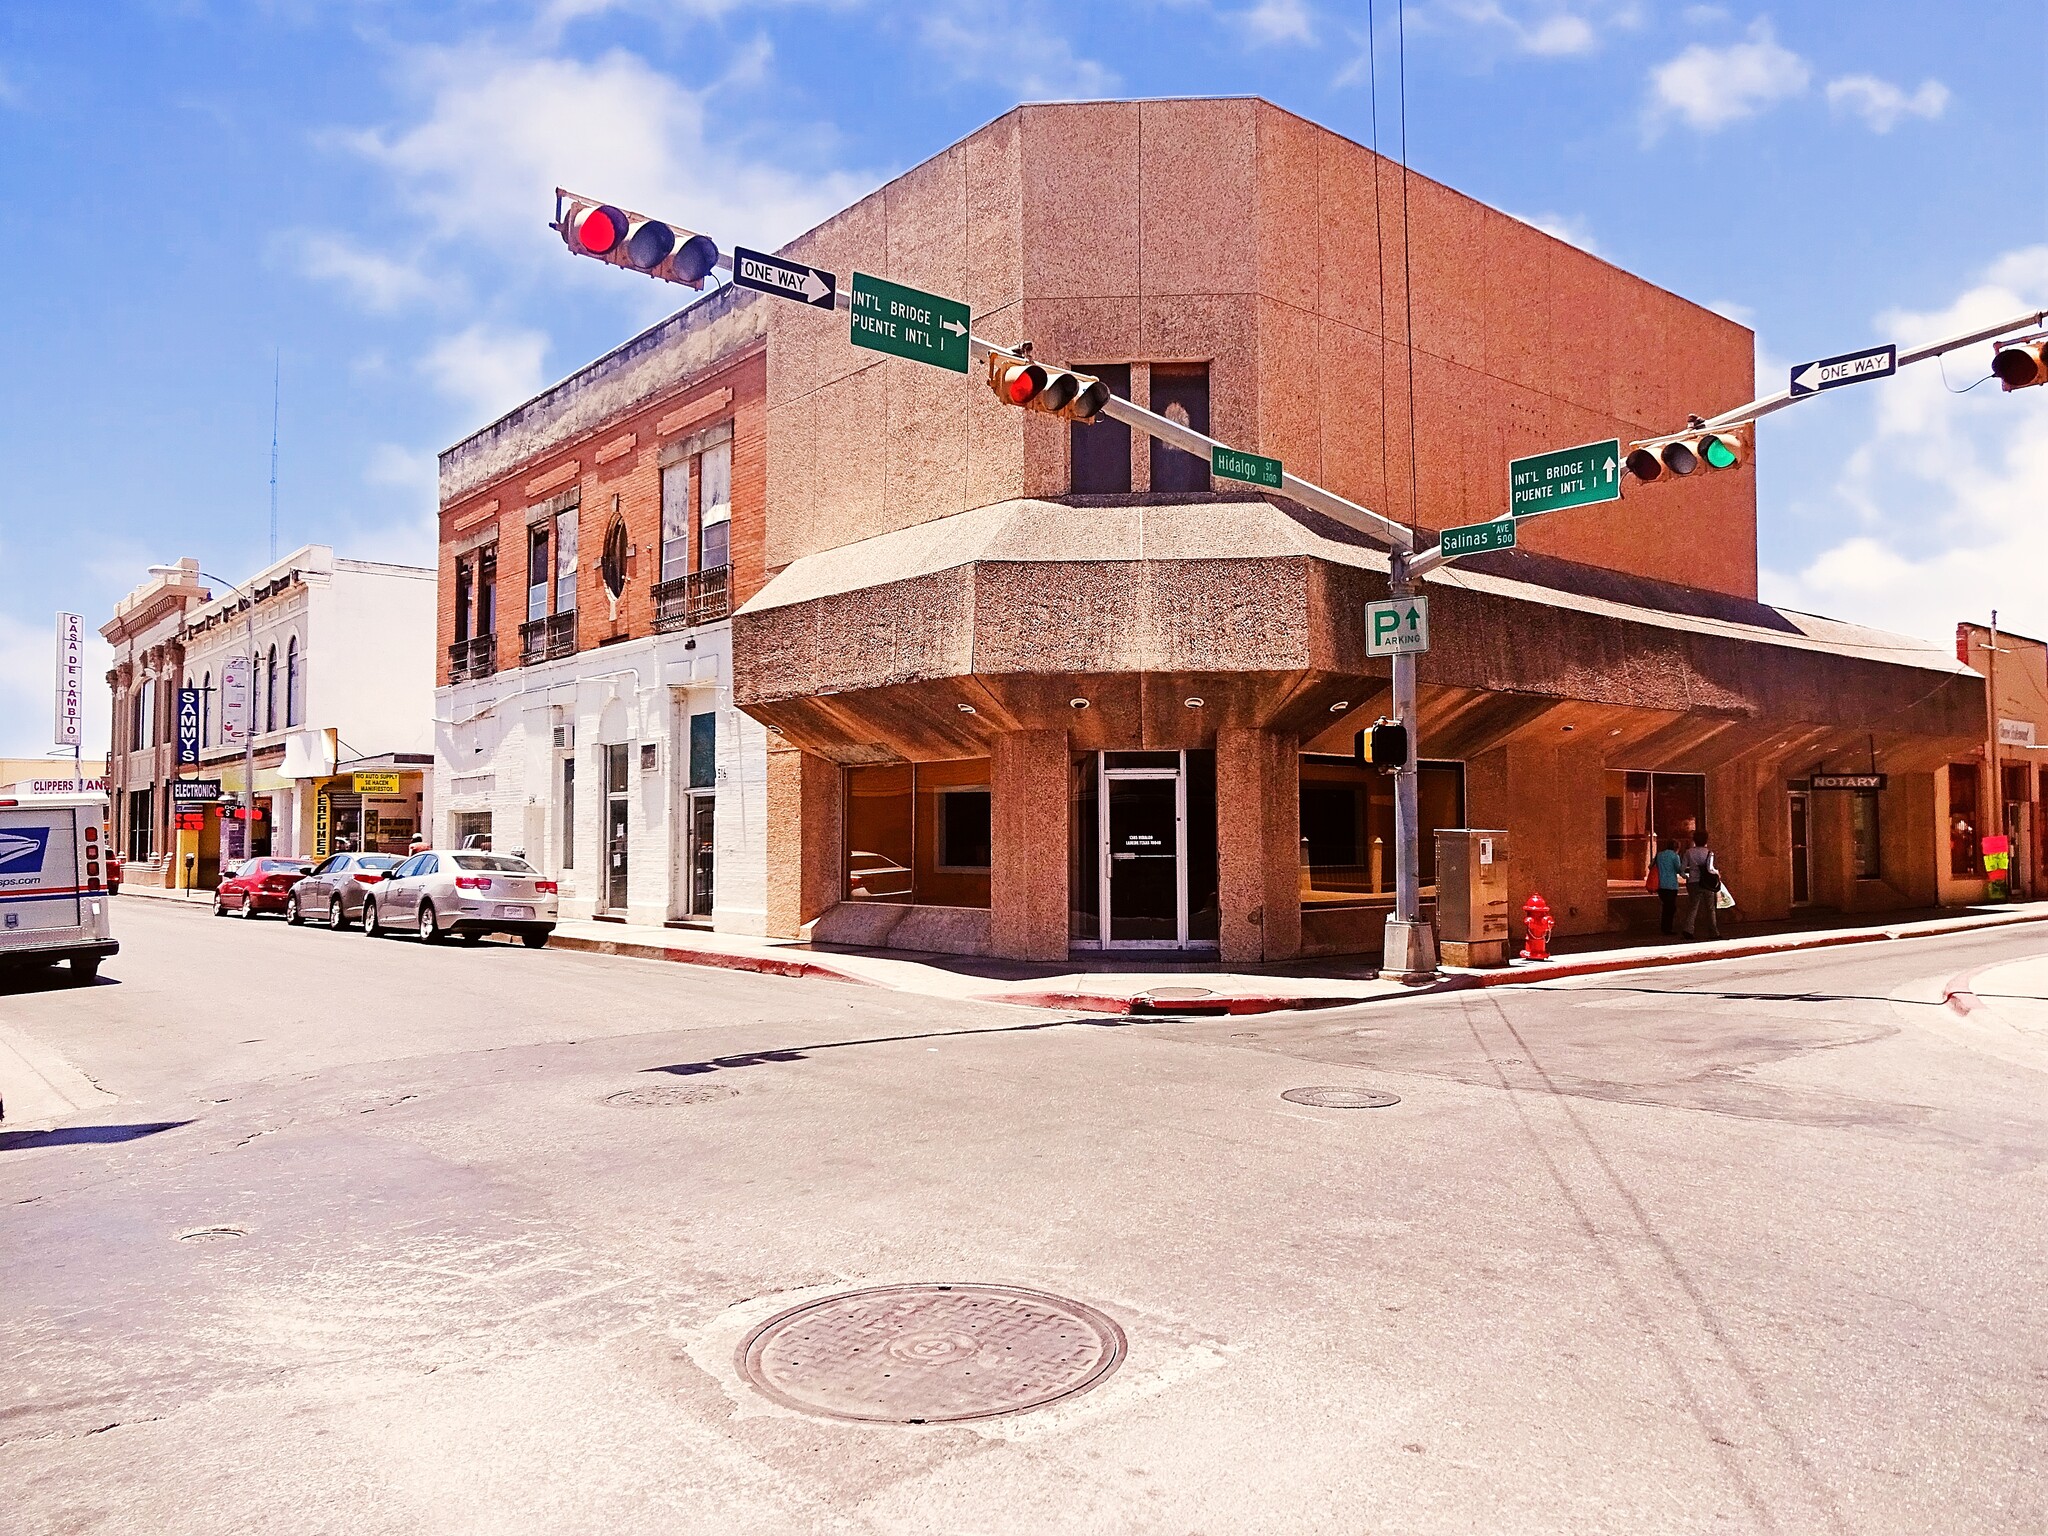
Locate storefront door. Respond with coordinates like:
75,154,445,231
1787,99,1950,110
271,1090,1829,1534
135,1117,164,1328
604,743,630,912
1788,792,1811,905
686,792,715,917
1103,756,1185,947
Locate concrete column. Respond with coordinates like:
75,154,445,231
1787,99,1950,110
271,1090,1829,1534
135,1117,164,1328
1491,736,1607,937
763,744,841,938
991,729,1070,962
1216,727,1301,965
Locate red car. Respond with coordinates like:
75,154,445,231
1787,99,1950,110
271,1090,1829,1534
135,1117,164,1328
213,857,313,918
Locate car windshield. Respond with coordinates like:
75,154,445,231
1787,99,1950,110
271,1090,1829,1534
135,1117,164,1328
452,854,537,874
355,855,400,870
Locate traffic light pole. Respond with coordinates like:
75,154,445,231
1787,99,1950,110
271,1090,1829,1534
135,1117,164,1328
1383,551,1433,979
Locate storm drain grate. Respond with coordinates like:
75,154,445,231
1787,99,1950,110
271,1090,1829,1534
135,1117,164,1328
1281,1086,1401,1110
177,1225,247,1243
737,1283,1126,1424
604,1085,739,1108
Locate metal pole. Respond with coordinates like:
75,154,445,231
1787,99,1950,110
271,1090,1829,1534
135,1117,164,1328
1382,550,1435,980
1987,609,2001,896
243,603,257,867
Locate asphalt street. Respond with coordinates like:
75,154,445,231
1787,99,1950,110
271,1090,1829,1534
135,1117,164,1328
3,898,2045,1535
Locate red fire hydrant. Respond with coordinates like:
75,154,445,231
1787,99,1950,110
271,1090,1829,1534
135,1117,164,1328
1520,892,1555,962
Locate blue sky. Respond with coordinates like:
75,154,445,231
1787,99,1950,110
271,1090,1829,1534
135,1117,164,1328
2,0,2043,757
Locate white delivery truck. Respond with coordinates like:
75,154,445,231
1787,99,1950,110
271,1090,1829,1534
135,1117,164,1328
0,791,118,980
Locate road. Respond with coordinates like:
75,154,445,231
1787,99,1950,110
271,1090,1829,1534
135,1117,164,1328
3,898,2045,1535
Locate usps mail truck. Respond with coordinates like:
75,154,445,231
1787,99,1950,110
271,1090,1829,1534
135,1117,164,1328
0,791,118,980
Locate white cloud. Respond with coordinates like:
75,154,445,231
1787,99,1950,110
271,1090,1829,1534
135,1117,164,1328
1647,17,1809,133
365,443,438,491
1237,0,1315,47
1760,245,2048,645
1420,2,1635,58
0,611,111,760
417,324,550,422
296,232,442,312
1825,74,1949,133
920,2,1118,99
1509,209,1601,256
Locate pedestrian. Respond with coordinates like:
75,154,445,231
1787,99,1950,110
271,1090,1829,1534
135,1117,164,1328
1653,836,1683,935
1678,828,1720,940
409,833,428,854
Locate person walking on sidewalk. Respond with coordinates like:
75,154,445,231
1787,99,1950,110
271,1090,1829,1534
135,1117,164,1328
1653,837,1683,935
1678,829,1721,941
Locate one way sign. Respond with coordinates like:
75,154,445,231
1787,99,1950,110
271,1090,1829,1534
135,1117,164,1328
1790,343,1896,397
731,247,836,309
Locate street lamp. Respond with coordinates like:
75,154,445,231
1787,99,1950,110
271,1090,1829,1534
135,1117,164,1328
149,563,260,878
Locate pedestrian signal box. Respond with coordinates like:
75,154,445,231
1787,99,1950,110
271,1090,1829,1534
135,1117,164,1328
1356,719,1409,771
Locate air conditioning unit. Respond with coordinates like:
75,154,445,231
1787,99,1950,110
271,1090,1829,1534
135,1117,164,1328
553,723,575,750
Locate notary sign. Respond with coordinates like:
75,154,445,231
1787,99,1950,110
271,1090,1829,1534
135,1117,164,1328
1509,439,1621,517
1367,595,1430,656
849,273,969,373
1439,518,1517,559
1212,446,1284,489
1810,773,1887,792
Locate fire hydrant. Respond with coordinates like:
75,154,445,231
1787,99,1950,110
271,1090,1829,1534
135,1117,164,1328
1520,892,1555,962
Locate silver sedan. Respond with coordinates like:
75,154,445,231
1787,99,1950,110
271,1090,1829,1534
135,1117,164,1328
285,852,402,929
361,850,558,947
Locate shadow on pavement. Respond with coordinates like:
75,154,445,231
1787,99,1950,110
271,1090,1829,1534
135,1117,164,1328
0,969,119,996
0,1120,190,1151
643,1016,1127,1076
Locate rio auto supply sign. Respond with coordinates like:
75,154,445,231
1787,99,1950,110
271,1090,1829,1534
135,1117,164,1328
55,612,85,747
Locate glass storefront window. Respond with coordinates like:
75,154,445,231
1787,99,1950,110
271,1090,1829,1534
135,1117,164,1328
1298,756,1463,905
1948,762,1981,876
1851,790,1880,880
1604,770,1704,888
844,760,990,909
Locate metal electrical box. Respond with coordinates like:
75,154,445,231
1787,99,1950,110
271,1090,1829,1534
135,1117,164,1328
1435,828,1510,968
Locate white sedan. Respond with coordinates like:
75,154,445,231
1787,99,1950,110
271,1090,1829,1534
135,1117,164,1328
361,850,558,947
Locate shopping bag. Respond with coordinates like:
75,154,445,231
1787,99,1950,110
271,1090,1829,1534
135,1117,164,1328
1643,865,1659,894
1716,882,1735,910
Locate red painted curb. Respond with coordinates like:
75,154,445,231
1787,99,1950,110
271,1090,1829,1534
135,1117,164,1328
545,932,882,988
970,989,1381,1016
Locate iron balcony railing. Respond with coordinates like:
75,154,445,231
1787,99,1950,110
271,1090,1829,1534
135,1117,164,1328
651,565,732,633
447,634,497,683
518,612,578,666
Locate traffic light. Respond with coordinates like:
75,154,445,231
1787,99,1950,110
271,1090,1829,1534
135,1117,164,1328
1356,718,1410,771
1623,426,1745,483
1991,337,2048,391
985,346,1113,422
554,188,720,288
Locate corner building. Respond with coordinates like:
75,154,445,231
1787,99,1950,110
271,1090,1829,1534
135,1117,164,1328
439,97,1982,959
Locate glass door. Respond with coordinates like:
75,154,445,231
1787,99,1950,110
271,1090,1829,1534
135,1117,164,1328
1101,754,1186,947
686,792,715,918
1788,792,1811,905
604,743,630,912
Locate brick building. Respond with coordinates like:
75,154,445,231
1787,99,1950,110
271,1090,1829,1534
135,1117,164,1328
439,97,1984,959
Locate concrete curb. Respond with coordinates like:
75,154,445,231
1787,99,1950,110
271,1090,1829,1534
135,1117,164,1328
543,930,885,988
968,988,1393,1017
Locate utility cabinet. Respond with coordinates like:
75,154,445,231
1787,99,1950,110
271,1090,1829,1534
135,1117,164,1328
1435,828,1510,967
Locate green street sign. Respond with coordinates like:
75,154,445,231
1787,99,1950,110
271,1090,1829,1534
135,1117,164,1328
1509,438,1621,518
849,272,970,373
1211,445,1284,489
1439,518,1517,559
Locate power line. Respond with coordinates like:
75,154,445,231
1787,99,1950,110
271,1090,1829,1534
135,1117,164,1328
269,351,280,562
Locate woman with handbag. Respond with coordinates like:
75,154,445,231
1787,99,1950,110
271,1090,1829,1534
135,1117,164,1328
1678,829,1721,940
1649,837,1683,935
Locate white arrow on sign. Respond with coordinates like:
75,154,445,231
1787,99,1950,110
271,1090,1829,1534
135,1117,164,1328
941,318,967,338
1603,455,1615,482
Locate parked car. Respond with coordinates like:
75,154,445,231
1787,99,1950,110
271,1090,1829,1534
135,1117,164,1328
285,852,402,929
361,850,557,947
212,857,313,918
105,843,123,894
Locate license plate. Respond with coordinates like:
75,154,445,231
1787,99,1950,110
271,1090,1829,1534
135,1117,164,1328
497,904,532,919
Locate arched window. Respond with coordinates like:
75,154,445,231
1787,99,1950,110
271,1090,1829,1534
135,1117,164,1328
202,672,212,746
601,516,629,600
285,637,301,726
265,645,278,734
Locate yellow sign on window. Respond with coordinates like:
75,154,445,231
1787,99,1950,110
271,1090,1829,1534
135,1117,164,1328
353,771,402,794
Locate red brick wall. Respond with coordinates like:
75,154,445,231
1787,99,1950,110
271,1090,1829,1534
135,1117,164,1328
437,344,767,682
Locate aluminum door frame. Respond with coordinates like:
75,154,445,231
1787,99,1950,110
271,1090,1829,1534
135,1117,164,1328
1788,791,1812,906
1097,750,1189,950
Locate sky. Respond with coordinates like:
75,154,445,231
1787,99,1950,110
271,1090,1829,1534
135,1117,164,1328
2,0,2043,759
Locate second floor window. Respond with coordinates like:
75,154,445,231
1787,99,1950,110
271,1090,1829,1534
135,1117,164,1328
1070,363,1133,494
286,637,301,726
556,507,578,615
455,557,473,641
1150,364,1212,493
528,525,550,622
201,671,212,745
700,439,732,571
265,645,278,733
660,461,690,581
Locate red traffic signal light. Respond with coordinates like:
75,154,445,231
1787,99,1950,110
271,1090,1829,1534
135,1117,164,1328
1992,337,2048,391
1624,428,1745,483
985,347,1113,422
555,188,719,289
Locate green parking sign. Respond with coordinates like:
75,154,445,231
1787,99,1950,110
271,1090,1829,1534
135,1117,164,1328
1367,595,1429,656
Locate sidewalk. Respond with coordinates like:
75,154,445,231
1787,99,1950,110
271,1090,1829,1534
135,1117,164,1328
113,882,2048,1016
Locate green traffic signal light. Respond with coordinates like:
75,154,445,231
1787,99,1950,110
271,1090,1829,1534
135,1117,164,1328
1702,435,1739,470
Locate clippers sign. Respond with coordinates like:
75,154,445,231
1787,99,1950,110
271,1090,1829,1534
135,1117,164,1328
55,612,84,748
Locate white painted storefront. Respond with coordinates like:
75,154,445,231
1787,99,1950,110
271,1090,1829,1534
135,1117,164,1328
434,618,770,933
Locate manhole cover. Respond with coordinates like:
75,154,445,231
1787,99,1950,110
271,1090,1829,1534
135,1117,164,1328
1281,1086,1401,1109
604,1085,738,1108
737,1283,1126,1424
177,1225,247,1242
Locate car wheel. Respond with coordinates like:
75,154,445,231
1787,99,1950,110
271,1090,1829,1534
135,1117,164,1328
285,892,302,925
240,891,258,919
213,892,228,917
71,956,101,981
418,902,441,943
329,896,348,931
363,901,381,938
520,931,549,949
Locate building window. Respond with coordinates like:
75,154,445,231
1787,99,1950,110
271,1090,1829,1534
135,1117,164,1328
1150,364,1212,493
560,756,576,870
601,516,629,601
528,524,550,622
1603,770,1706,889
264,645,278,733
201,672,212,746
477,547,497,635
1948,762,1981,876
1070,363,1132,494
128,787,154,861
700,439,732,570
131,682,148,750
556,506,578,615
689,712,717,790
660,460,690,581
844,760,991,909
1851,790,1881,880
455,556,474,642
286,637,301,726
1300,756,1465,903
